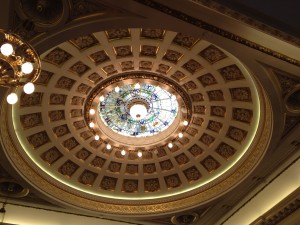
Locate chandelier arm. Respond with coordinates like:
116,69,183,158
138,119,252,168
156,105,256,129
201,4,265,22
0,29,41,90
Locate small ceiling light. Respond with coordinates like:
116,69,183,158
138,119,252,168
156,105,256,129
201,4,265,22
1,43,13,56
23,82,35,94
121,150,126,156
134,83,141,89
106,144,112,150
178,133,183,138
99,95,105,102
168,143,173,148
94,135,100,140
89,109,95,115
6,93,18,105
183,120,189,126
89,122,95,128
115,86,120,93
137,151,142,157
171,95,176,101
21,62,34,74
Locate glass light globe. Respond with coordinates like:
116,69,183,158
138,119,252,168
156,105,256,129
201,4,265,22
1,43,13,56
168,143,173,148
23,82,35,94
137,151,142,157
121,150,126,156
183,120,189,126
134,83,140,89
130,104,147,120
89,122,95,128
178,133,183,138
106,144,112,150
21,62,34,74
99,95,105,102
89,109,95,115
6,93,18,104
94,135,100,140
114,86,120,93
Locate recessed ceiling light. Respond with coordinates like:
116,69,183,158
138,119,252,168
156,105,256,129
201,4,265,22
134,83,140,89
89,109,95,115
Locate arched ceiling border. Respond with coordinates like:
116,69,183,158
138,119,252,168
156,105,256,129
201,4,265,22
0,86,272,216
9,28,262,201
190,0,300,47
133,0,300,67
13,0,71,29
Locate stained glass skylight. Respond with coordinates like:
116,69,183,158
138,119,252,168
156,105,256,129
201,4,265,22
98,83,178,137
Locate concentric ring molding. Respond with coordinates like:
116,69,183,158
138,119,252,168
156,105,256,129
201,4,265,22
1,28,272,215
85,72,192,149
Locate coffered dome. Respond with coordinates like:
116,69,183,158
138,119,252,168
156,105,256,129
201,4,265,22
1,28,272,216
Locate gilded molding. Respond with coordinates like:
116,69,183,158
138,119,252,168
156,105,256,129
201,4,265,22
0,87,272,215
259,200,300,225
84,71,193,127
250,188,300,225
134,0,300,67
190,0,300,47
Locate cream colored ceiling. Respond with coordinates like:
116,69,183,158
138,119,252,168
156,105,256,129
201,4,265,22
1,28,272,215
0,0,300,224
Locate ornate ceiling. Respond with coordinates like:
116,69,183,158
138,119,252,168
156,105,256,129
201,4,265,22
0,0,300,225
1,28,271,215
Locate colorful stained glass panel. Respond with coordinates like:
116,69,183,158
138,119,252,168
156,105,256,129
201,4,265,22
98,84,178,137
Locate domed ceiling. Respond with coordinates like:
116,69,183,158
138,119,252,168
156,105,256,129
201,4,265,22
1,28,272,216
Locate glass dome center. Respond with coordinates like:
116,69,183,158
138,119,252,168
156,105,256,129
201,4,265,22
98,83,179,137
130,102,148,120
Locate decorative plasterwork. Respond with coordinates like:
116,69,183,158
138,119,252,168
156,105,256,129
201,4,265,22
190,0,300,47
0,179,29,198
0,98,272,214
0,28,271,216
253,195,300,225
135,0,300,67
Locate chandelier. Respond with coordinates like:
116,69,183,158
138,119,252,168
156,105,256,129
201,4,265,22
0,29,41,104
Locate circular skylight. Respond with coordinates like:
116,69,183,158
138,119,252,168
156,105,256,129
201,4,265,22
98,83,178,137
